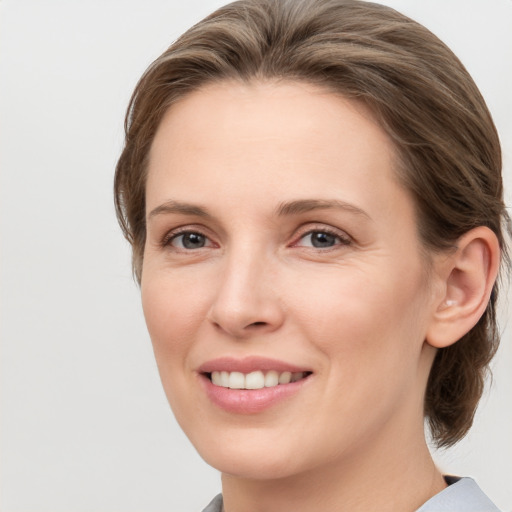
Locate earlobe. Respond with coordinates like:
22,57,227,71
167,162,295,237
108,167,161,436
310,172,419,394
426,227,500,349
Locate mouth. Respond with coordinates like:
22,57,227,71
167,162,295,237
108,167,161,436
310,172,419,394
198,357,313,413
204,370,312,390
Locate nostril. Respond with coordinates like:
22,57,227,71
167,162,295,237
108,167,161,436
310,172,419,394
248,321,267,328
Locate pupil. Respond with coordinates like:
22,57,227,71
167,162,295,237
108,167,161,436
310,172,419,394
183,233,205,249
312,232,336,248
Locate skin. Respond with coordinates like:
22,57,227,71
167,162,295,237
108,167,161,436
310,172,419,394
141,81,478,511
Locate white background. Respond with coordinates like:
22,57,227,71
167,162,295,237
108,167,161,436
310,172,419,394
1,1,510,511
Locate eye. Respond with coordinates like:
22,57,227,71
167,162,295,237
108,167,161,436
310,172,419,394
168,231,212,250
296,229,350,249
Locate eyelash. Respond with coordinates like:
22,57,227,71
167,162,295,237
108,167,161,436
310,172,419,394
293,227,352,249
160,225,352,251
161,228,213,250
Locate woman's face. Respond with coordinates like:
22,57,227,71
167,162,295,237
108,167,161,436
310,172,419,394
142,81,440,480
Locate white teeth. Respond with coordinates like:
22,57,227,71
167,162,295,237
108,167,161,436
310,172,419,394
210,370,307,389
212,370,232,387
228,371,245,389
264,370,279,387
220,371,230,387
211,371,222,386
278,371,292,384
246,371,265,389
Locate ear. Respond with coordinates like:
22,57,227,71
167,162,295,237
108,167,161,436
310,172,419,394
426,226,500,349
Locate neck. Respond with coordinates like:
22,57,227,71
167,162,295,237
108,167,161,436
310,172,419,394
221,424,446,512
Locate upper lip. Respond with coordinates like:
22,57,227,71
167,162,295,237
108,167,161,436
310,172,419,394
198,356,311,374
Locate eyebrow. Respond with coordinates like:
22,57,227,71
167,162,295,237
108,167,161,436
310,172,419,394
275,199,371,220
148,198,371,221
148,200,212,220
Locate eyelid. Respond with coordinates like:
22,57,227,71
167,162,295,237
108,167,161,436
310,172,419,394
291,224,353,248
160,225,217,248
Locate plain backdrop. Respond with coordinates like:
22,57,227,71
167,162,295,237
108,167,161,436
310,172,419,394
1,1,511,511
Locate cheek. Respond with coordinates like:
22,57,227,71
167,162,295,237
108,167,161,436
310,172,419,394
289,261,429,372
141,269,211,365
140,271,209,423
286,266,430,443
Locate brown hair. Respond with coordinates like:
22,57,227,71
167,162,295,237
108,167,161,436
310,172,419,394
114,0,510,447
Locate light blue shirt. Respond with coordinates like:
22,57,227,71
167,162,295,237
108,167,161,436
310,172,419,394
201,477,501,512
416,477,500,512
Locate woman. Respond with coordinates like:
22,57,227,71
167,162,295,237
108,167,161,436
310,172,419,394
114,0,510,510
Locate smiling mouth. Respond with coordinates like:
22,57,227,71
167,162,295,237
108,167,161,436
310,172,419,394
205,370,312,390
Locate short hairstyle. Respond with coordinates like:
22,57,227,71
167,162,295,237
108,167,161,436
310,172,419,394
114,0,510,447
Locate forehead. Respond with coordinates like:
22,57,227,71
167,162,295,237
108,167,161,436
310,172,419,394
151,80,390,152
146,80,403,207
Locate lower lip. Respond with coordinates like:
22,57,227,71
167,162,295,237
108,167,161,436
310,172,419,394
200,374,310,414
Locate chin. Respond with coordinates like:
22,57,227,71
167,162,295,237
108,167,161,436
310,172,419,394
190,429,309,480
205,451,301,481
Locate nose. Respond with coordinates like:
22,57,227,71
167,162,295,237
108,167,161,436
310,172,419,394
207,250,285,339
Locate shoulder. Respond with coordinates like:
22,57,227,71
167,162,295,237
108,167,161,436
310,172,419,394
201,494,223,512
201,478,500,512
416,477,501,512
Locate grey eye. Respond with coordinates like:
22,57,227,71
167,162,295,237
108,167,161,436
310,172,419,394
299,231,340,248
310,232,337,248
172,232,208,249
